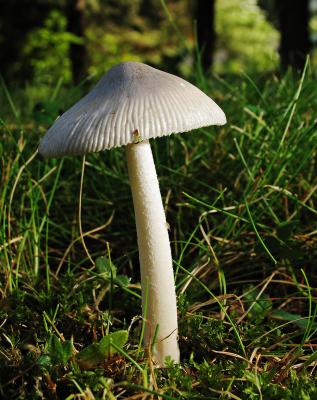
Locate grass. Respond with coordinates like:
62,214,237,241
0,61,317,399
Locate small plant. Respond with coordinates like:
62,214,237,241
76,330,128,370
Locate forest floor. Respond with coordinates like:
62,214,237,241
0,63,317,399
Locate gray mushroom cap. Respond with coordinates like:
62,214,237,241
38,61,226,157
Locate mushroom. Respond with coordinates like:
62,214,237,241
39,61,226,366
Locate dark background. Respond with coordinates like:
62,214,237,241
0,0,316,86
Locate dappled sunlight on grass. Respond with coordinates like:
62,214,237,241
0,63,317,398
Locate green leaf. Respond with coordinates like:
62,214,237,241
76,343,105,370
76,330,128,370
272,310,317,330
244,287,272,322
37,354,52,369
114,275,130,287
96,256,116,278
61,340,75,365
99,330,129,357
95,257,130,287
47,335,74,366
48,334,64,364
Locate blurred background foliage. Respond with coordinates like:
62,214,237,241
216,0,278,73
0,0,316,87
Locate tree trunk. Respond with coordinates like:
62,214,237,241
66,0,88,84
277,0,310,71
195,0,216,72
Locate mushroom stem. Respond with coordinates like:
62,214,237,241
126,140,180,366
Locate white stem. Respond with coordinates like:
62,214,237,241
126,140,180,366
